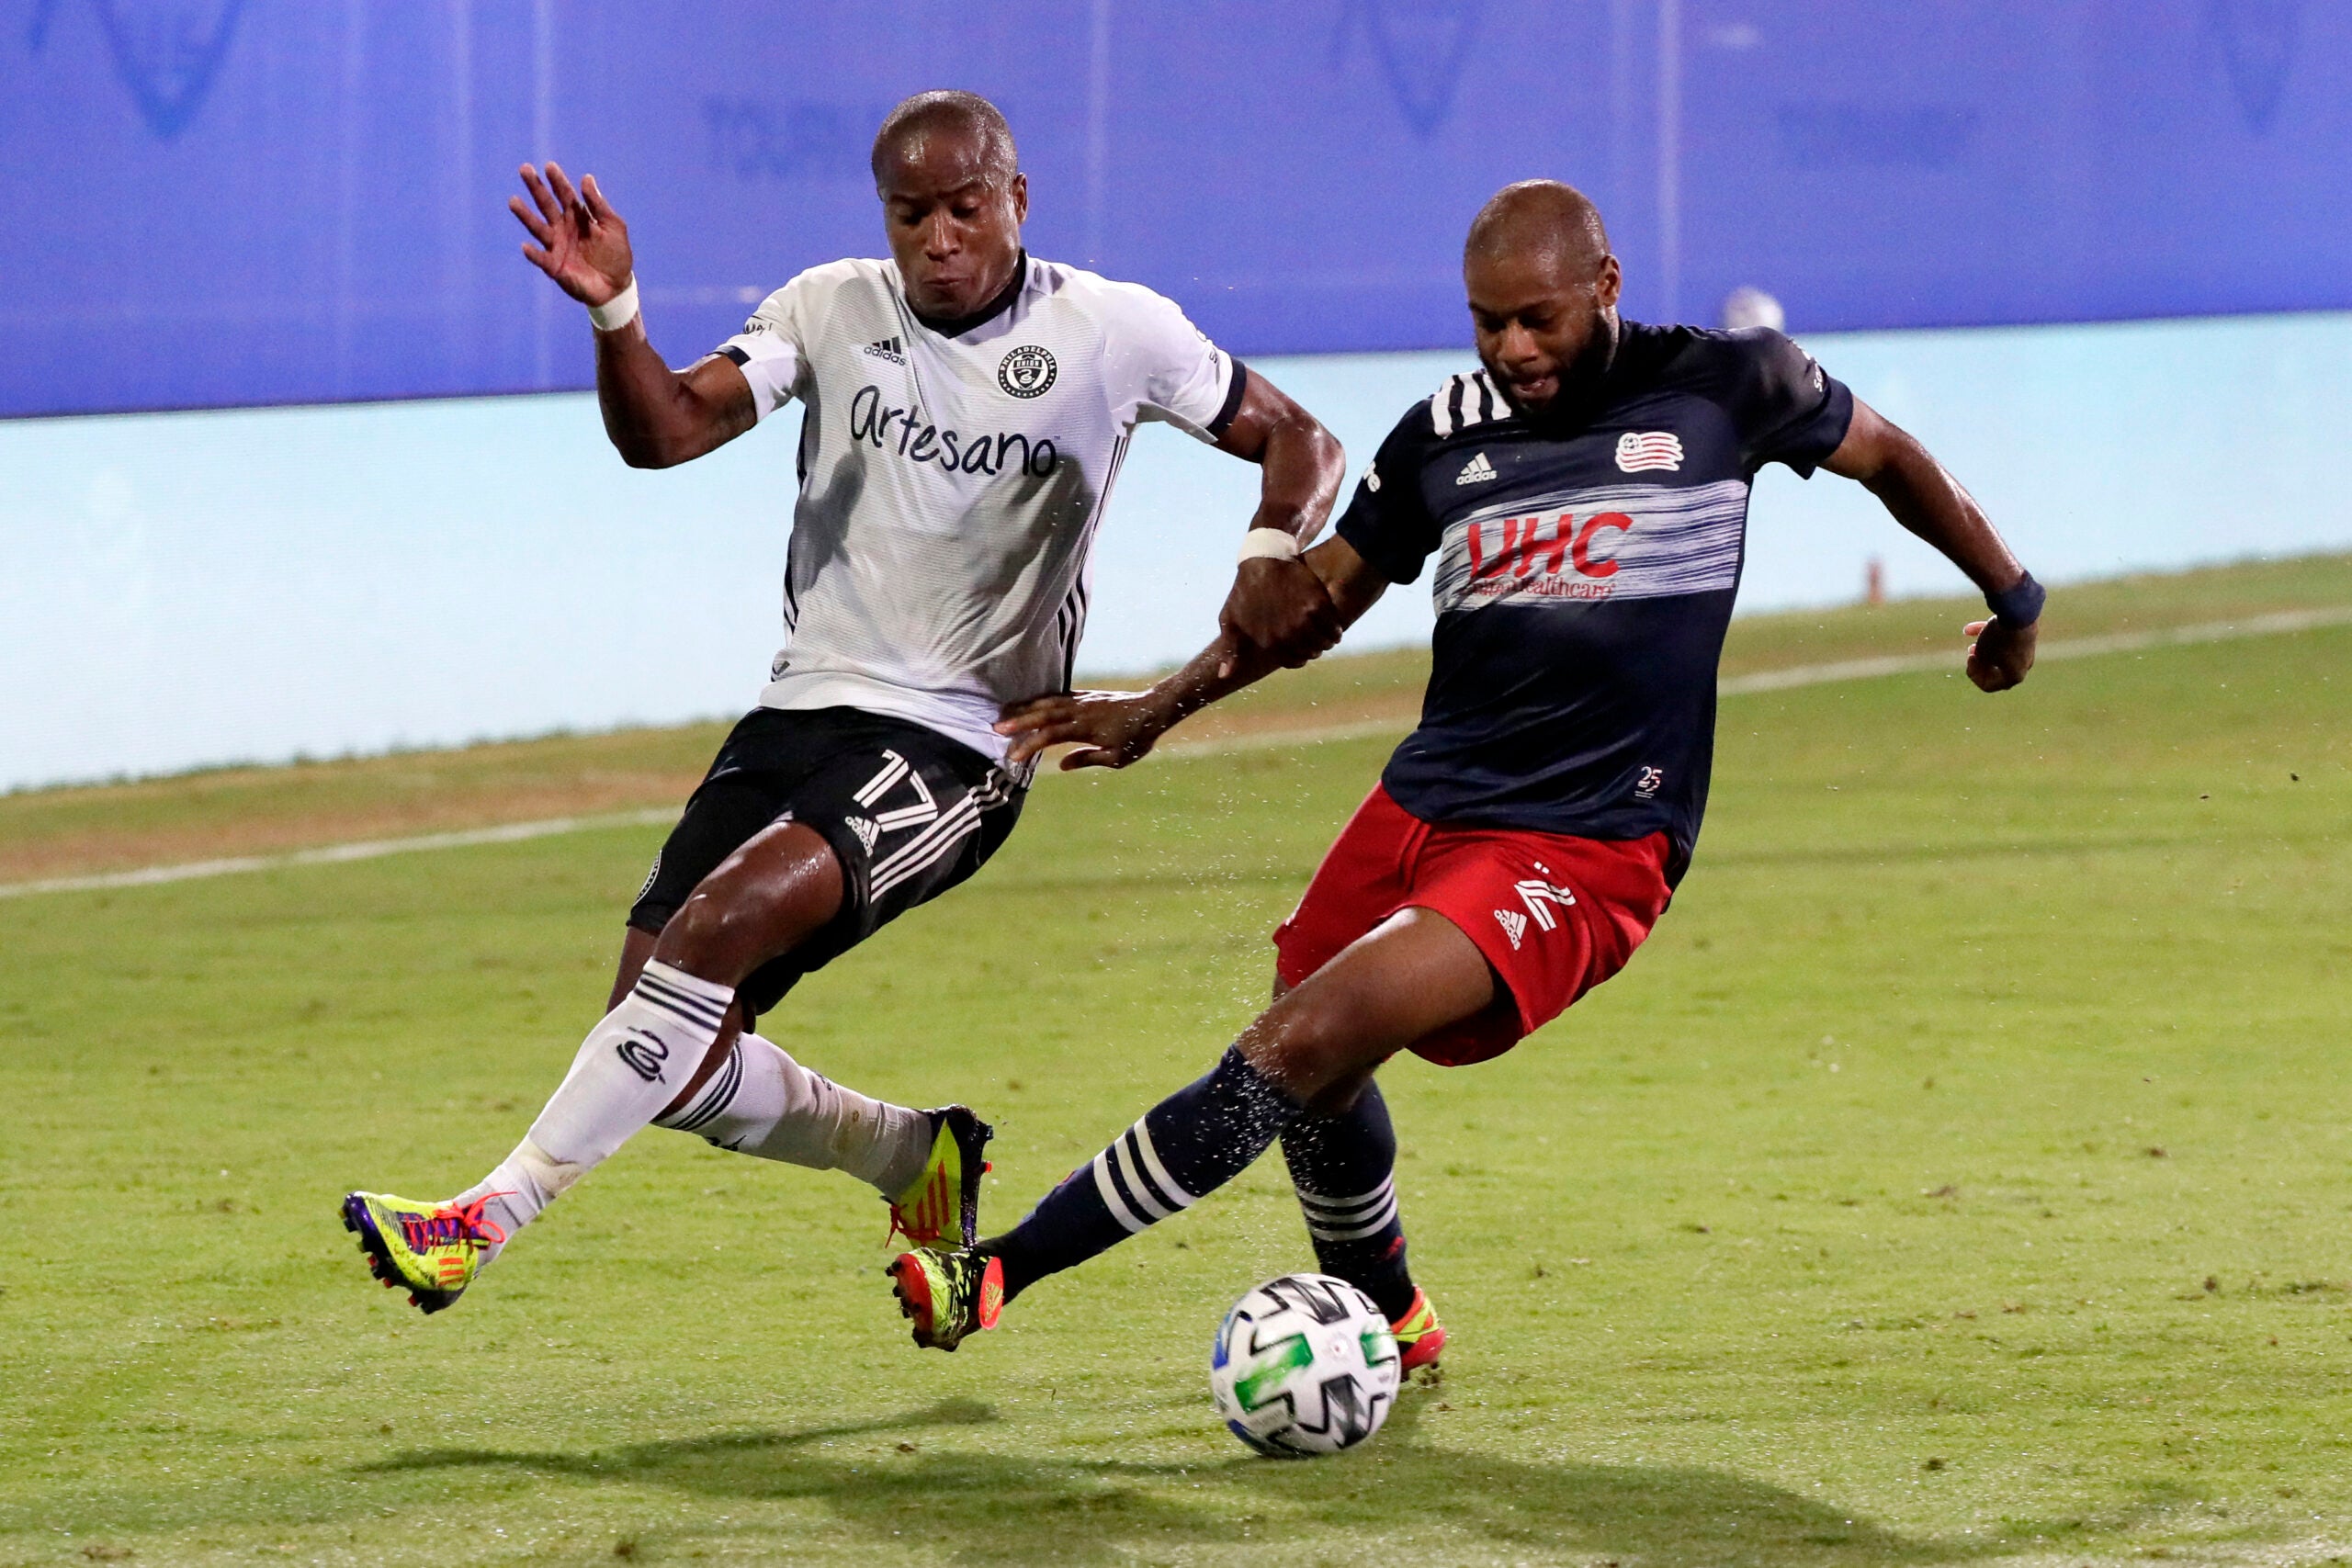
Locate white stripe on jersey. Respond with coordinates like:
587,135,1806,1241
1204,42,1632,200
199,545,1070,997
1430,370,1510,436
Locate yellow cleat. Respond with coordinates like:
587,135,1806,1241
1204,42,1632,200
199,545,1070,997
887,1245,1003,1350
339,1190,504,1314
1390,1286,1448,1373
886,1107,993,1248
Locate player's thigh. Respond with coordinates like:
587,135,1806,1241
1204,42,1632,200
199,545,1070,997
628,766,807,945
655,820,847,979
726,719,1023,1019
1272,784,1424,990
1247,907,1498,1099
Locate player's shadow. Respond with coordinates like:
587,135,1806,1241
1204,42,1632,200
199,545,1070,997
369,1390,1995,1565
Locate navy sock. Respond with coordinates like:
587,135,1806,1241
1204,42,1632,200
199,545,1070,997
1280,1079,1418,1321
987,1045,1302,1301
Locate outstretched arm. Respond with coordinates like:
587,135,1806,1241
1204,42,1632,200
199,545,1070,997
509,162,756,469
1822,396,2041,692
1207,372,1351,673
998,535,1390,770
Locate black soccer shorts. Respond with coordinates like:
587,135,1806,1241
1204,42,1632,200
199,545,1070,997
628,706,1025,1021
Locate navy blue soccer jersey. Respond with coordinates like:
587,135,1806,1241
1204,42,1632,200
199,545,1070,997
1335,321,1854,883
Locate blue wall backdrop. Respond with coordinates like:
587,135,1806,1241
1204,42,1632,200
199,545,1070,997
6,313,2349,793
4,1,2347,418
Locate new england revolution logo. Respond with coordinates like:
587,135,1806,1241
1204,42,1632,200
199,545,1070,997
1614,431,1684,473
997,344,1057,399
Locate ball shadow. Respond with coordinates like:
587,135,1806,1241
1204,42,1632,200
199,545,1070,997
365,1390,1997,1564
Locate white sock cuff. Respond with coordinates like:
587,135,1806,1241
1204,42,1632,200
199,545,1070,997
631,961,735,1034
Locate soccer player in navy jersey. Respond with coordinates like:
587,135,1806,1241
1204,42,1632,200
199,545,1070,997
884,179,2043,1358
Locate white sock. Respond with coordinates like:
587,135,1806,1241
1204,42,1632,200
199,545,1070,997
451,960,735,1254
653,1031,931,1197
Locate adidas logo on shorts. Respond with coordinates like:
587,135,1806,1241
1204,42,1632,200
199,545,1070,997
1494,908,1528,950
1455,451,1498,485
846,815,880,852
862,336,906,365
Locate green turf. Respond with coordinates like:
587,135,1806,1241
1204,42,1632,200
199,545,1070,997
9,550,2351,880
3,585,2349,1564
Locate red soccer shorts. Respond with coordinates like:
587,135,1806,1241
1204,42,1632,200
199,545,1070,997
1272,784,1674,1066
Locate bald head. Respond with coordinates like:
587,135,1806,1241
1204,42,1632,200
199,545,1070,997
869,91,1029,324
1465,180,1611,275
1462,181,1623,414
871,90,1019,190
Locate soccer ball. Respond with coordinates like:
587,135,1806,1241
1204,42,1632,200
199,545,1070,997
1210,1272,1400,1457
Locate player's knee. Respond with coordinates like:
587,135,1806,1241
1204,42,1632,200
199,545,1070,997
1257,987,1379,1096
659,874,820,980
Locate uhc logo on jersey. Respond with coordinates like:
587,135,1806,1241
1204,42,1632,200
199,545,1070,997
1431,479,1747,613
998,344,1057,398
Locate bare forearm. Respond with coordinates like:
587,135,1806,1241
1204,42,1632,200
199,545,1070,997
1822,400,2039,690
1145,540,1385,729
1138,632,1277,732
593,322,749,468
1247,411,1347,544
1858,431,2022,594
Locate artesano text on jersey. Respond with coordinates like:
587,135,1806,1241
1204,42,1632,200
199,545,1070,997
1336,323,1855,881
711,254,1244,773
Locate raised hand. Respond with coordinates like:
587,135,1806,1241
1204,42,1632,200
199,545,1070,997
509,162,633,307
995,689,1178,771
1962,617,2036,692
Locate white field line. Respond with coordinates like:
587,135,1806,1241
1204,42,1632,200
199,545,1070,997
0,808,677,901
1712,603,2352,695
5,605,2346,902
1159,604,2352,757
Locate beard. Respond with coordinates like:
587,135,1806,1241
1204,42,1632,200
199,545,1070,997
1483,306,1620,424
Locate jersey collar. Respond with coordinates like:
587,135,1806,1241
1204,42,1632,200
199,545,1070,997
907,251,1030,340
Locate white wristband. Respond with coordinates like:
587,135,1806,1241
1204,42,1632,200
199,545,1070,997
1238,527,1302,563
587,276,640,333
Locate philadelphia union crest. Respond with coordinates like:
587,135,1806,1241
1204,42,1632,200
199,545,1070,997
997,344,1057,399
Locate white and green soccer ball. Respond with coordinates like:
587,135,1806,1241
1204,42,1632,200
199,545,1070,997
1211,1272,1400,1457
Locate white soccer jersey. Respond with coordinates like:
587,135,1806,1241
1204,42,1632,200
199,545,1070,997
707,254,1243,775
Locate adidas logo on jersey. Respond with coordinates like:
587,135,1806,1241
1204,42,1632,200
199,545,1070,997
845,815,880,852
862,336,906,365
1494,908,1528,950
1455,451,1498,485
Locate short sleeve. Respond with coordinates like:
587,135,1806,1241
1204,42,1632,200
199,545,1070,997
1098,283,1245,444
1334,406,1443,584
1721,328,1854,476
706,279,811,423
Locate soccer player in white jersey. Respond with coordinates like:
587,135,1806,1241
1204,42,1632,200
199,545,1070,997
340,91,1347,1314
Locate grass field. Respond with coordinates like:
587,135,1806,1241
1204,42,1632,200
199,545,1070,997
4,557,2350,1566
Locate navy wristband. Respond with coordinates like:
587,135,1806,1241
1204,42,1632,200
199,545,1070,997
1985,571,2045,627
